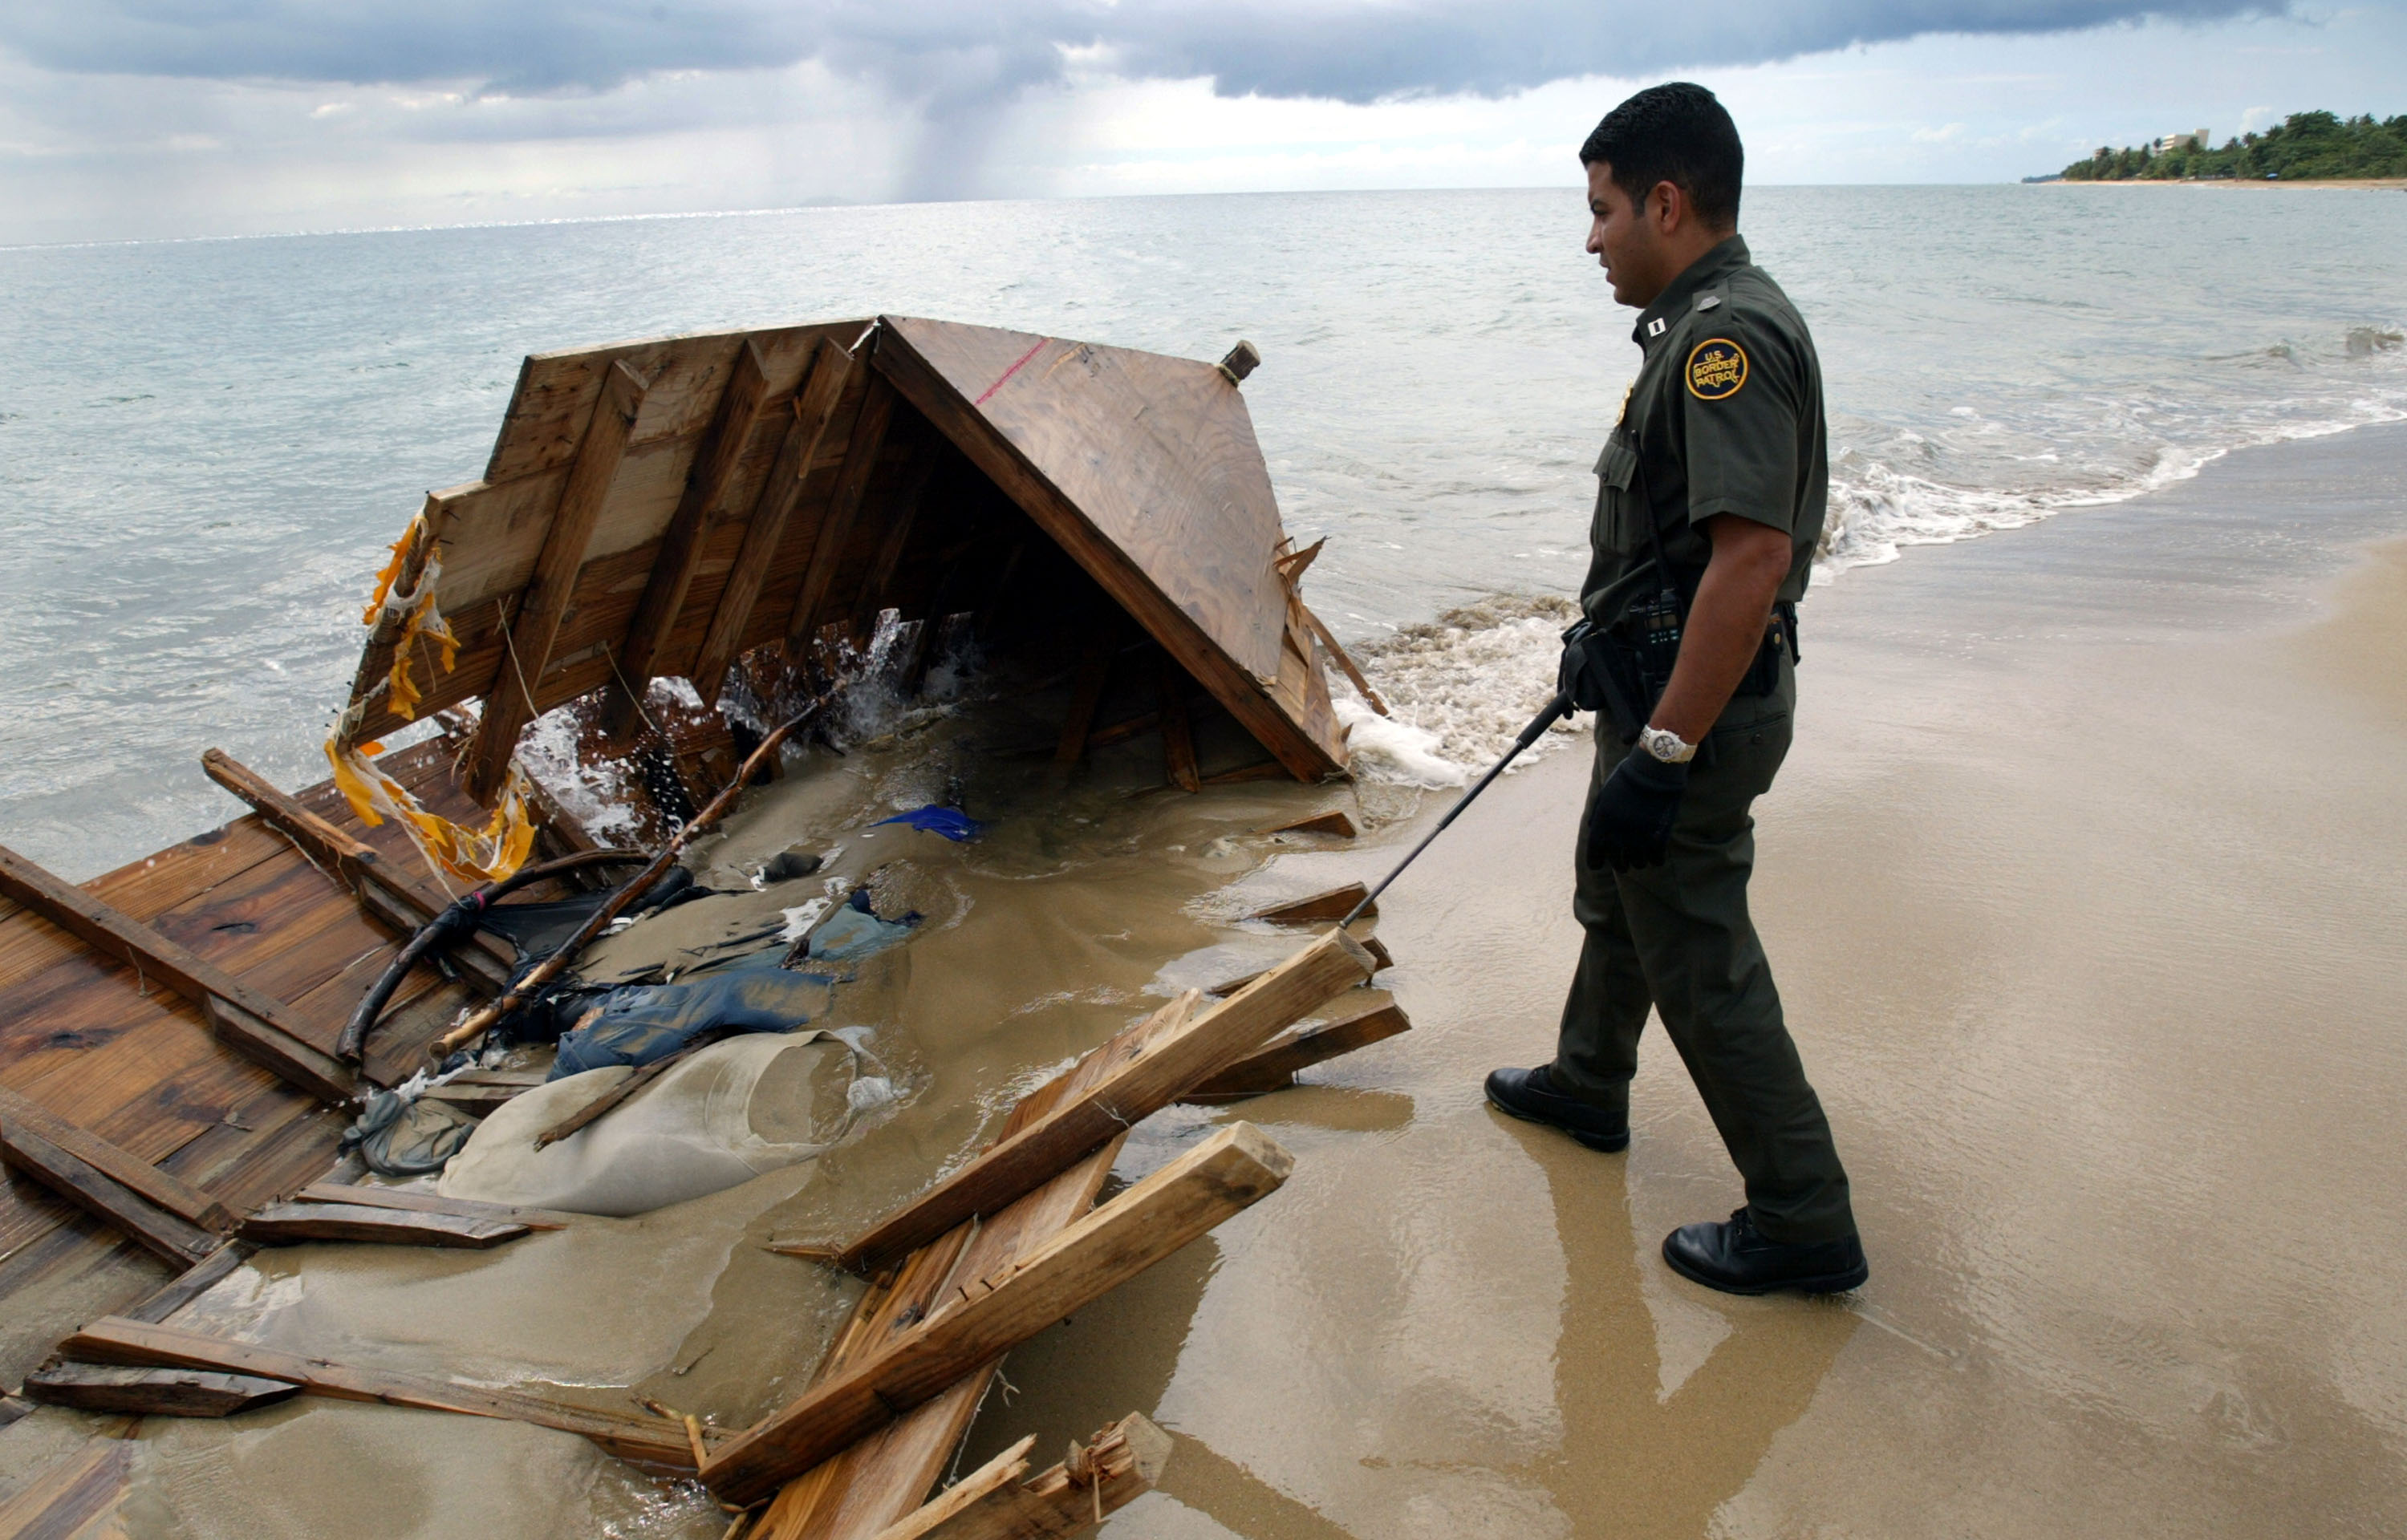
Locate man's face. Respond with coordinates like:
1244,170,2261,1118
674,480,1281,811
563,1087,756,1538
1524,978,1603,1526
1585,160,1664,309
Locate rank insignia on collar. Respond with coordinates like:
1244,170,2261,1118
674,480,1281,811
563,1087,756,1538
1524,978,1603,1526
1646,317,1667,338
1686,337,1748,400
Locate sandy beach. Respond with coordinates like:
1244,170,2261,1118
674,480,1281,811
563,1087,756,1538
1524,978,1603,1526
948,423,2407,1537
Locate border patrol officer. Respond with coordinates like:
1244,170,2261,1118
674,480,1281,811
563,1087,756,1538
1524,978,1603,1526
1485,83,1869,1295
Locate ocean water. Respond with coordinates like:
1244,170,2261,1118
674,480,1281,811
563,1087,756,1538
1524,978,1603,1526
3,185,2404,873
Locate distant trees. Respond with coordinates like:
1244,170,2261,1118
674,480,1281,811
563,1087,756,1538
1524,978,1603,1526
2056,111,2407,180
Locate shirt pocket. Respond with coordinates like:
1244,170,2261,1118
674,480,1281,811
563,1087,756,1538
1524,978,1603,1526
1591,440,1643,553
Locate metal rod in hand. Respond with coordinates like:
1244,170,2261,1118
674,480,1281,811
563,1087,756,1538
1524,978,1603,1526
1338,691,1572,928
430,682,850,1061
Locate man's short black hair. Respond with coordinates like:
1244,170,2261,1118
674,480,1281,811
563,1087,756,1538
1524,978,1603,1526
1580,83,1743,231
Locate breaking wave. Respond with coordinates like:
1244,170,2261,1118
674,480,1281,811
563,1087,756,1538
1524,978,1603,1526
1340,594,1588,785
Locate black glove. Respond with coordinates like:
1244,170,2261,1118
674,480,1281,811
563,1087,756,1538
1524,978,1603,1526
1558,621,1612,713
1586,743,1689,871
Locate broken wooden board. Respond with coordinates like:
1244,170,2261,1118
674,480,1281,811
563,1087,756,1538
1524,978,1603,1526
1263,809,1358,840
0,841,355,1104
24,1360,302,1417
1208,931,1391,996
0,1122,222,1268
1244,882,1374,925
745,984,1203,1539
290,1181,576,1230
237,1200,531,1249
0,1085,233,1233
836,930,1371,1275
1182,993,1413,1102
704,1121,1290,1506
59,1315,700,1468
869,1412,1169,1540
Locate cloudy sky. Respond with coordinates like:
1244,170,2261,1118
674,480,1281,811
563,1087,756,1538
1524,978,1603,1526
2,1,2401,245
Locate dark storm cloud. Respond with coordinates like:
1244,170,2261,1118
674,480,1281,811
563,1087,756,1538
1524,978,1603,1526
0,1,2282,102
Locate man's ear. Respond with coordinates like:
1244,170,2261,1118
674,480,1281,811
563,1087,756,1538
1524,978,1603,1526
1650,180,1685,233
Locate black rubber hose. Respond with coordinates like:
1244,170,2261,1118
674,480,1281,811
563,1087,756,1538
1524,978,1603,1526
338,848,648,1064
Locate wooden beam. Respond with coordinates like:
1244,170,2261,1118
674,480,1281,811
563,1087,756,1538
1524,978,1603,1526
465,358,651,803
1245,882,1375,925
702,1121,1292,1506
1209,931,1390,996
1183,993,1412,1102
870,1413,1170,1540
836,927,1371,1275
850,457,937,646
0,841,355,1104
784,371,899,653
1159,654,1200,792
292,1182,575,1230
0,1444,132,1538
237,1201,531,1249
603,338,777,736
23,1362,302,1418
1053,646,1114,767
0,1084,232,1232
0,1123,222,1266
691,340,856,706
1264,809,1358,839
59,1316,700,1468
201,747,513,994
1299,600,1388,716
123,1242,252,1324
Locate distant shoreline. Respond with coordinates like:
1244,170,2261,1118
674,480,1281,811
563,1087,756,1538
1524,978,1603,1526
2041,176,2406,190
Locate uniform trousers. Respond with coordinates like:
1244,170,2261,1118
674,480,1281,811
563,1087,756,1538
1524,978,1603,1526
1550,656,1857,1244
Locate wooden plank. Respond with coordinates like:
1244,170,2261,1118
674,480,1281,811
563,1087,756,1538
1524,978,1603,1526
59,1316,700,1469
1264,809,1358,839
1298,600,1388,716
869,1413,1168,1540
691,341,856,703
1245,882,1374,925
1158,654,1200,792
872,318,1344,780
237,1201,531,1249
785,372,898,652
704,1121,1292,1506
0,1443,132,1539
0,1124,221,1267
291,1181,575,1230
0,842,356,1104
198,748,513,994
837,930,1370,1275
1052,647,1114,768
465,358,651,802
748,999,1195,1540
1183,994,1412,1102
603,338,779,736
1207,930,1390,995
0,1085,232,1231
23,1362,302,1417
121,1242,252,1324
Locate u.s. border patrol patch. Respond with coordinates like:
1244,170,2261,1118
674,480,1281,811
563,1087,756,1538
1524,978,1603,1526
1687,338,1748,400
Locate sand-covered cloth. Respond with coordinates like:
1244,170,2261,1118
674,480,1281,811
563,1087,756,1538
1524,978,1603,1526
439,1033,863,1216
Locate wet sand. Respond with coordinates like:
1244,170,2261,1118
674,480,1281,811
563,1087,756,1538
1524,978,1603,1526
962,424,2407,1537
5,427,2402,1535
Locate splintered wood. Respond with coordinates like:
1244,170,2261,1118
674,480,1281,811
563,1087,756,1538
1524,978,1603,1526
869,1414,1171,1540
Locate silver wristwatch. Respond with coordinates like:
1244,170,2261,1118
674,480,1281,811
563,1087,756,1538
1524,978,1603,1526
1638,726,1697,764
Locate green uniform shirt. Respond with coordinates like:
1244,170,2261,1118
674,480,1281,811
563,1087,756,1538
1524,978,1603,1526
1579,236,1829,632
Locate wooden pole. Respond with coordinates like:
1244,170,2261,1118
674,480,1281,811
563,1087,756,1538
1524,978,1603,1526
701,1121,1292,1505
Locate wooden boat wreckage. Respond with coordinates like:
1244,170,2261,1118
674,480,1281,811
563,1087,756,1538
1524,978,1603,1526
0,317,1415,1536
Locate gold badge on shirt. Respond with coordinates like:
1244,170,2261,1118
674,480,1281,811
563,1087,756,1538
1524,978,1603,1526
1686,338,1748,400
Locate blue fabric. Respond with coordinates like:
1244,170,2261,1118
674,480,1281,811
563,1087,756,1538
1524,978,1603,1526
548,970,825,1079
872,805,984,841
802,891,920,964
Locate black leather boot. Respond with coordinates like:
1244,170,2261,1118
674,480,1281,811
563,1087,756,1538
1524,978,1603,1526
1483,1065,1630,1152
1662,1208,1869,1295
